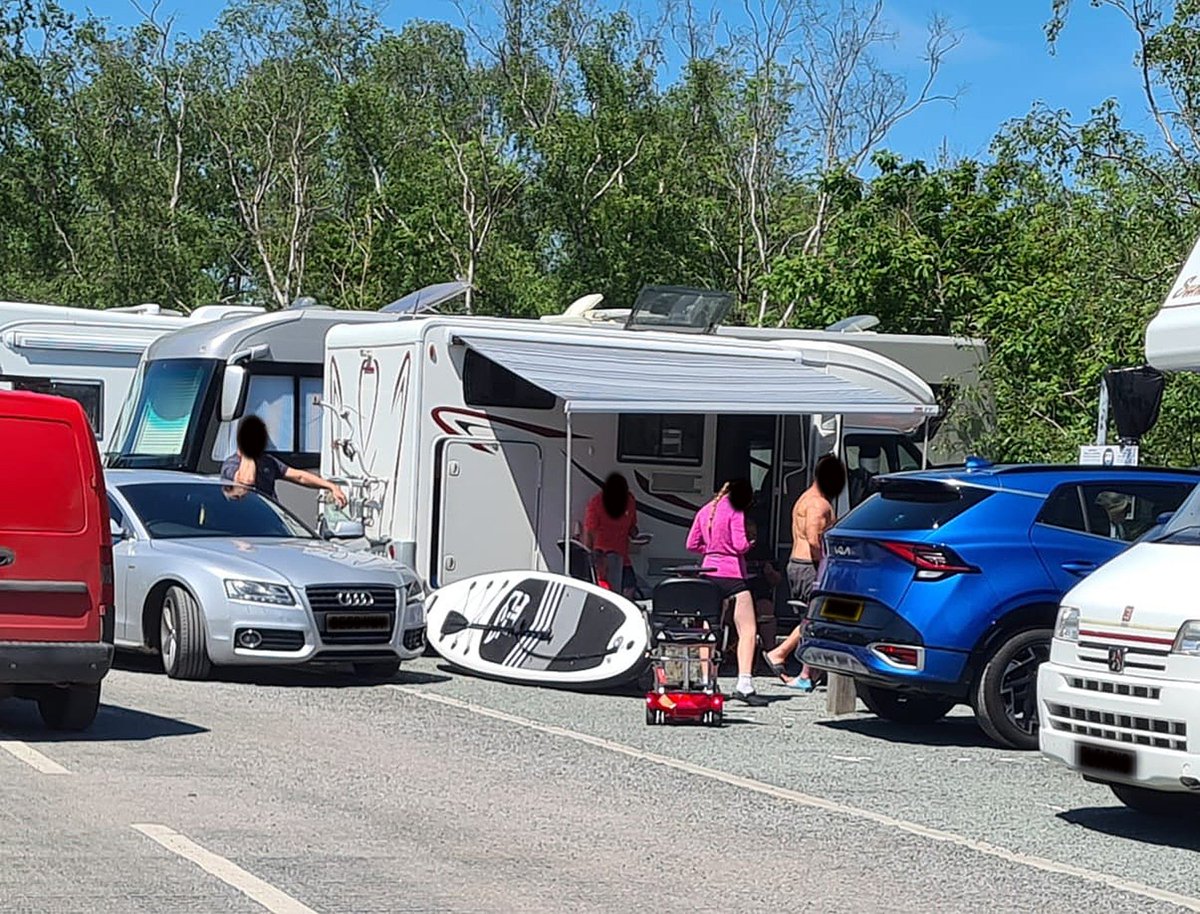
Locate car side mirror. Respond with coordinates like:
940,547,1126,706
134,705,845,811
325,519,364,540
110,518,126,541
1157,512,1175,526
220,364,247,422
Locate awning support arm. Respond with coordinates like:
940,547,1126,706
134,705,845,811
564,409,573,574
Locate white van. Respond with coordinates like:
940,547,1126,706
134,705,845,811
1038,488,1200,814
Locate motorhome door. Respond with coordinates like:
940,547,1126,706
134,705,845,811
436,438,542,586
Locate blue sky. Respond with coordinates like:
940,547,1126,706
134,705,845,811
54,0,1151,164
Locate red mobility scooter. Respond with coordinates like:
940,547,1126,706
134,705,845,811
644,566,726,727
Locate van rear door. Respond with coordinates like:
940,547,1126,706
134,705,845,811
0,393,102,641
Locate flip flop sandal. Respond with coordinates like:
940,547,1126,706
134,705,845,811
761,651,788,683
786,678,814,692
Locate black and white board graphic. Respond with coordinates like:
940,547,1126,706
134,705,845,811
425,571,650,687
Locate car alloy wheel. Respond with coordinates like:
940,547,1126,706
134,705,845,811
160,597,178,673
998,642,1048,736
159,585,211,680
974,627,1053,750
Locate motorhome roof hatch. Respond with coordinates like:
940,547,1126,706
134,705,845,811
622,285,733,334
381,281,470,315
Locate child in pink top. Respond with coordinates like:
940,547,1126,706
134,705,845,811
686,479,765,706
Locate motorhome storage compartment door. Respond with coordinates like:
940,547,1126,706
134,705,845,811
437,439,542,586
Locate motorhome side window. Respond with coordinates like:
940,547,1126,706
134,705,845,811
3,376,103,437
618,414,704,466
463,349,555,410
211,373,324,460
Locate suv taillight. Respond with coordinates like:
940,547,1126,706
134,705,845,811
880,541,977,581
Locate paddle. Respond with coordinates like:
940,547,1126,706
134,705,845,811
441,610,553,641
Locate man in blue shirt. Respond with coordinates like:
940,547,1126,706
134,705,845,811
221,415,347,506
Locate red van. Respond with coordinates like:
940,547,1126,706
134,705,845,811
0,390,114,729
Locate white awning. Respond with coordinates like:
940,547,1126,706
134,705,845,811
456,330,938,422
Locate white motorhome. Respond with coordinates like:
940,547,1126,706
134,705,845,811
0,301,262,449
1038,234,1200,814
105,284,466,519
319,295,939,616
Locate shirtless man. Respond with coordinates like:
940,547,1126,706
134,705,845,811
762,455,846,689
788,455,845,599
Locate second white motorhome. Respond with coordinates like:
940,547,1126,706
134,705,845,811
0,300,263,449
319,307,939,608
105,284,468,518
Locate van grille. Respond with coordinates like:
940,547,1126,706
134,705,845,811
306,585,397,644
1067,676,1161,700
1045,702,1187,752
1076,641,1168,672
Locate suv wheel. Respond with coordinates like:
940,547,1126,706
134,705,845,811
973,628,1050,750
1111,784,1200,816
160,586,211,681
856,683,955,724
353,660,402,681
37,683,100,731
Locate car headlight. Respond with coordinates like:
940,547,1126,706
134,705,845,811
404,577,429,602
224,579,296,606
1172,620,1200,655
1054,606,1080,642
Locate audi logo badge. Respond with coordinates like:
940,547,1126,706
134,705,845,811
1107,647,1127,674
336,591,374,608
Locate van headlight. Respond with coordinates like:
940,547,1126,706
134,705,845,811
224,579,296,606
1054,606,1080,642
1172,620,1200,655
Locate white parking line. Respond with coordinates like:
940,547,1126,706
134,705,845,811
0,739,71,775
390,685,1200,913
132,824,318,914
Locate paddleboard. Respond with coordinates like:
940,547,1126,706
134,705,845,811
425,571,651,688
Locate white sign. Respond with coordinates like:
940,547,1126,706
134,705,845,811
1079,445,1139,467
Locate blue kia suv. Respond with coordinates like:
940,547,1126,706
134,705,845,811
799,462,1200,749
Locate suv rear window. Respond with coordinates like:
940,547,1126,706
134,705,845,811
840,481,992,531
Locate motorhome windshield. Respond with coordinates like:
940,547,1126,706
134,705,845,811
108,358,217,470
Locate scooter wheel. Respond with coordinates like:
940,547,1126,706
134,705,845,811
645,705,658,726
708,710,724,728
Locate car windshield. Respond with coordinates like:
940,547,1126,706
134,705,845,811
1155,484,1200,544
107,358,217,470
119,481,316,540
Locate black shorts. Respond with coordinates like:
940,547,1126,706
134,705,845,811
787,559,818,603
706,576,750,600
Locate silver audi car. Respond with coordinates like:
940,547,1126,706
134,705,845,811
104,470,426,681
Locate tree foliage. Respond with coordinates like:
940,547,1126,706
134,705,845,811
2,0,1200,461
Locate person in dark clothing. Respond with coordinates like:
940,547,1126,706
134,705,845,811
221,415,347,506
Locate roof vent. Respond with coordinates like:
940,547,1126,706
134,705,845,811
826,314,880,333
964,455,992,471
289,296,327,310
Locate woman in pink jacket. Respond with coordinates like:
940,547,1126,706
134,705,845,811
686,478,765,706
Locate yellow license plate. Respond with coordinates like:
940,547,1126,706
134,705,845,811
820,598,864,624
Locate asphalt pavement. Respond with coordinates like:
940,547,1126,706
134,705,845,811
1,655,1199,913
